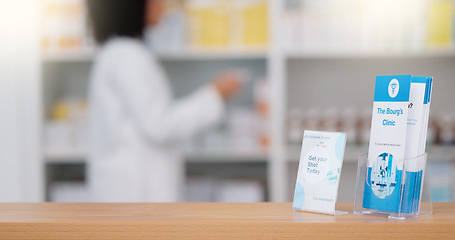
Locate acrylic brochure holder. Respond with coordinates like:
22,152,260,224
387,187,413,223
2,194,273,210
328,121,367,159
354,153,432,219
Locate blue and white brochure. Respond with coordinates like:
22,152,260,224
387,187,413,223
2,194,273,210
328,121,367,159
401,76,433,214
363,75,412,212
293,130,346,215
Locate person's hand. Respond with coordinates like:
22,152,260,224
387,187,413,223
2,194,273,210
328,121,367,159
213,71,244,100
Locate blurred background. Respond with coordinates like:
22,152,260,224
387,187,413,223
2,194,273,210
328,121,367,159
1,0,455,203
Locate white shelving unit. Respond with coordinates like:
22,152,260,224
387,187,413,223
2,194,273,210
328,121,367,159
41,0,455,202
43,48,268,62
42,50,95,62
285,49,455,60
45,148,268,164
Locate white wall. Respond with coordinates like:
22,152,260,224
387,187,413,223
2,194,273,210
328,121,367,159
0,0,43,202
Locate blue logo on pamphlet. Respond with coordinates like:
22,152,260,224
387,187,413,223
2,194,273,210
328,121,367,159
374,75,411,102
388,79,399,98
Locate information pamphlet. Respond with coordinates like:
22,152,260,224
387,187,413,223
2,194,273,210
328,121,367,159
293,130,346,215
363,75,433,213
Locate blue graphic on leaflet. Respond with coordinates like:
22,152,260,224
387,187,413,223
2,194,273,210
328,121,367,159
363,153,401,212
363,152,424,213
374,75,411,102
363,169,402,212
401,171,423,214
292,183,305,210
413,76,432,104
424,77,433,104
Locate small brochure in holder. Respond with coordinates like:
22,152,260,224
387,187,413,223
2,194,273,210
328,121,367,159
354,153,433,219
293,130,347,215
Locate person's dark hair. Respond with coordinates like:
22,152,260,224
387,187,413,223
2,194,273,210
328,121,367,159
86,0,147,44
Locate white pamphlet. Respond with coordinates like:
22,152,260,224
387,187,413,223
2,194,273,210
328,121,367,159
293,130,347,215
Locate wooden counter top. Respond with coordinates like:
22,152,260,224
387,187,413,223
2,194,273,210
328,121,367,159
0,202,454,239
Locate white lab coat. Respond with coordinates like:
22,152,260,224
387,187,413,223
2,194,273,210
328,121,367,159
88,37,224,202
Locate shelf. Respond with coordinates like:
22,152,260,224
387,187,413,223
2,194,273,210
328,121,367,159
285,49,455,60
44,148,268,164
42,49,95,62
44,48,455,62
185,148,268,163
42,47,267,62
44,150,87,164
156,47,267,61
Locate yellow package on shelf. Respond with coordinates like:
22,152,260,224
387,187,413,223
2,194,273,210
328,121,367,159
238,0,268,46
426,0,454,47
187,0,231,47
42,0,87,52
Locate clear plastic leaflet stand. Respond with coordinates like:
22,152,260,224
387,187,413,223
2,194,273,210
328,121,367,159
354,153,433,219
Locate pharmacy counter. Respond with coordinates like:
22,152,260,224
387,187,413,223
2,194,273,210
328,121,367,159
0,202,454,239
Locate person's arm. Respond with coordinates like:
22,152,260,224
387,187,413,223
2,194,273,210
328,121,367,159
112,48,230,145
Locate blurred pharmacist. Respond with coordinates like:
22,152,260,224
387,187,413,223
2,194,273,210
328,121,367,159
86,0,242,202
